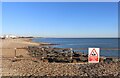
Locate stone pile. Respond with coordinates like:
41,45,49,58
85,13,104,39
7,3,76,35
27,46,88,63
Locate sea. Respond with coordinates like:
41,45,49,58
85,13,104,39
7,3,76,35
32,38,119,57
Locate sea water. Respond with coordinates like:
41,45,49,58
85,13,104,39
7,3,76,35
32,38,119,57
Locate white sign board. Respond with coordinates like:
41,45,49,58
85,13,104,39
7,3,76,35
88,48,100,63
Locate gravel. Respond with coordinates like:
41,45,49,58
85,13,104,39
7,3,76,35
2,59,120,77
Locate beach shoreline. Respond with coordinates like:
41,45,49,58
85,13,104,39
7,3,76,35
1,38,120,77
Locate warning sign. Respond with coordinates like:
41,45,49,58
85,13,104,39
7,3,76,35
88,48,100,63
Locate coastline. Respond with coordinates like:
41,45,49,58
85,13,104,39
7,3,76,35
1,38,52,47
31,37,60,46
2,38,119,58
1,38,120,77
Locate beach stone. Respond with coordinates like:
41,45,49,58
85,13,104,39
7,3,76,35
2,59,120,77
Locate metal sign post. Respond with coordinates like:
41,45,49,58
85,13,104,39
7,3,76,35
70,48,73,60
14,48,17,57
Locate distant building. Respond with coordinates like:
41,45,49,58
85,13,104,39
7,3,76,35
5,35,9,38
9,35,17,39
0,35,5,39
0,35,18,39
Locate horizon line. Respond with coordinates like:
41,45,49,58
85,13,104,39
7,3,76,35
0,34,119,38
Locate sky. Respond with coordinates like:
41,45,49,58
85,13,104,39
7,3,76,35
2,2,118,38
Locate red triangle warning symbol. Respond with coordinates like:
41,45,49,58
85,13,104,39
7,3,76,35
90,49,98,56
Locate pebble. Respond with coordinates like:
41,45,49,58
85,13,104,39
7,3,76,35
2,59,120,77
